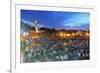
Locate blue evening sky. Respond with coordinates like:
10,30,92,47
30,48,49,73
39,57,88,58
21,10,90,30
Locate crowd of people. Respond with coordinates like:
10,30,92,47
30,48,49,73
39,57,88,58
21,36,89,62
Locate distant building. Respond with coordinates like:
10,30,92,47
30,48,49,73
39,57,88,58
34,20,39,32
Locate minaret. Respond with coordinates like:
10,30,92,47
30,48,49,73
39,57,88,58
34,20,39,32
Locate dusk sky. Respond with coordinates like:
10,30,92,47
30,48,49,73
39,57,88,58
21,10,90,30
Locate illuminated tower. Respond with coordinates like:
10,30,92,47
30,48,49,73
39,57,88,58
34,20,39,32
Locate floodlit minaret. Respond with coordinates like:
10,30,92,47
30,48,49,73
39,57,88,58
34,20,39,32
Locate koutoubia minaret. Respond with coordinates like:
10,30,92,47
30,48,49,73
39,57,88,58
34,20,39,32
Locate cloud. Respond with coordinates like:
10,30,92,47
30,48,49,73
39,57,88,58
21,19,45,28
22,19,33,25
62,13,90,27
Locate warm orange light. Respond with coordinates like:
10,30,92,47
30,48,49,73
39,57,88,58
66,34,70,37
72,33,75,36
64,33,66,36
86,32,89,36
76,32,79,35
60,32,64,36
63,33,67,37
